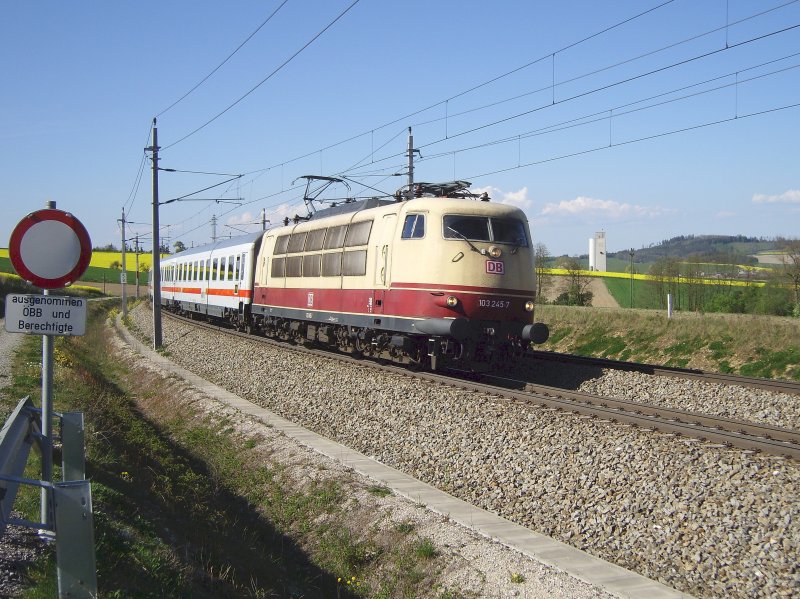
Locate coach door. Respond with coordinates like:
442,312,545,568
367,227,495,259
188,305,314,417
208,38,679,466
372,213,397,314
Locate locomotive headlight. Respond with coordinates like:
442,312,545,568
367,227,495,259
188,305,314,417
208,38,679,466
524,300,535,312
488,246,502,258
446,296,459,308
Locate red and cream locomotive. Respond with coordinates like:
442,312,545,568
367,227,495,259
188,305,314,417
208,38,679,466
155,181,548,370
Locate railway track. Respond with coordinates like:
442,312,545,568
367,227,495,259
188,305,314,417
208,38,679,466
529,349,800,396
162,311,800,460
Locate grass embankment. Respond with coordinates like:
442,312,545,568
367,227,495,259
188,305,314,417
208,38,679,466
2,302,447,598
536,304,800,379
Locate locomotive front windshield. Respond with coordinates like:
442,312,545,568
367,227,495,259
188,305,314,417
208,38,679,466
443,215,528,246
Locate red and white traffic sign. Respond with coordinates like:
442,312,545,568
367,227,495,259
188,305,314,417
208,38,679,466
9,209,92,289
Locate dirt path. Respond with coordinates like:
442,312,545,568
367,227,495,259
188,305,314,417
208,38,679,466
542,276,619,308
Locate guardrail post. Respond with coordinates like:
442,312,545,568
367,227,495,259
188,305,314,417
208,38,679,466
60,412,86,482
53,480,97,597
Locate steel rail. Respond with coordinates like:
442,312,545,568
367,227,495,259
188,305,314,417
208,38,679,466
161,312,800,460
529,350,800,396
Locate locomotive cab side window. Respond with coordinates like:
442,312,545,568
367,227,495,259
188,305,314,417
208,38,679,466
401,214,425,239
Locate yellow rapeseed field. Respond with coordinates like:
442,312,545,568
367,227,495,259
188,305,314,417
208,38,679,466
1,248,161,269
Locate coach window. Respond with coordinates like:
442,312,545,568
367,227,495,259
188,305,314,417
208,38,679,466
271,257,286,278
342,250,367,276
241,253,247,280
345,220,373,246
288,231,307,253
286,255,303,277
227,256,235,281
274,235,290,255
303,254,321,277
305,228,326,251
401,214,425,239
305,229,327,252
323,225,347,249
212,258,219,281
234,255,241,280
322,253,342,277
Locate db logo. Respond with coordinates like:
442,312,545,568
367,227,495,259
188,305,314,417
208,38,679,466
485,260,505,275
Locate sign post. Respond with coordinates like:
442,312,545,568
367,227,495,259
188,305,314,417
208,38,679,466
7,203,91,532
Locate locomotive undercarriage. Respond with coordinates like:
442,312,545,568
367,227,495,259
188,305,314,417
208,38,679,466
163,300,536,371
248,313,528,371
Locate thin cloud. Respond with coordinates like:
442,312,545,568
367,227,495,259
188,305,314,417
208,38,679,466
716,210,736,218
471,186,532,209
227,212,256,226
539,196,671,219
752,189,800,204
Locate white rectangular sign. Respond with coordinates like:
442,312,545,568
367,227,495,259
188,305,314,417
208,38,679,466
4,294,87,336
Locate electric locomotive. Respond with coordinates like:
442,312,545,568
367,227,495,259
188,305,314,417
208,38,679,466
154,181,548,370
249,181,548,370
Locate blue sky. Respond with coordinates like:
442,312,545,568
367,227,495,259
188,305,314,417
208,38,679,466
2,0,798,257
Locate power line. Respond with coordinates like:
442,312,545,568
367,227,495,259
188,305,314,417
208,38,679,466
462,102,800,182
417,53,800,164
123,125,152,213
241,0,800,184
337,21,800,173
157,0,291,117
163,0,362,150
233,0,685,180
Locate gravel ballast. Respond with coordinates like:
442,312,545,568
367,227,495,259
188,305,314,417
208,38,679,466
130,306,800,598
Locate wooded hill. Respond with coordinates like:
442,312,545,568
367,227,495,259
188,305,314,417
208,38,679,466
606,235,778,264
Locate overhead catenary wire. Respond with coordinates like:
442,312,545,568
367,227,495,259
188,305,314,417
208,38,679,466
235,0,687,180
335,21,800,174
163,0,362,151
157,0,291,117
241,0,800,183
149,1,707,237
151,2,799,245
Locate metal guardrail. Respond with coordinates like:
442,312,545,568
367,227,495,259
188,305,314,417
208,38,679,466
0,396,97,598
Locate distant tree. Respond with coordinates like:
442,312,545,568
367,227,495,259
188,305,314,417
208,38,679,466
649,257,681,309
533,242,553,303
109,260,121,270
173,240,187,253
683,254,705,312
556,257,592,306
780,240,800,314
93,243,118,252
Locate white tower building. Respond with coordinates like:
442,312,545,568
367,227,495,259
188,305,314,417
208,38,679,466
589,231,607,272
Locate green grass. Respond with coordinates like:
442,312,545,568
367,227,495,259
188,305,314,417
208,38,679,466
536,304,800,380
4,302,451,597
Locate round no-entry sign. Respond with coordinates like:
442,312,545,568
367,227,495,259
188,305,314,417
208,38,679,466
9,209,92,289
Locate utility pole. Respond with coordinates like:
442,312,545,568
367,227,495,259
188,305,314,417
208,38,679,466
146,118,163,349
134,234,140,298
405,127,421,199
119,208,127,318
629,248,635,309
